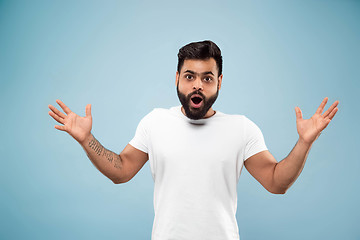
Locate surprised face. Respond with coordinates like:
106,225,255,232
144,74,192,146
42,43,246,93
176,58,222,120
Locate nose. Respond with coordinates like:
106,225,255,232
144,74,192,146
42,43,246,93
193,78,203,91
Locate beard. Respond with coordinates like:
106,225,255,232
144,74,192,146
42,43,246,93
176,82,219,120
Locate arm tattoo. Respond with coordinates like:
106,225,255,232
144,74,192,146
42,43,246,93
88,136,122,169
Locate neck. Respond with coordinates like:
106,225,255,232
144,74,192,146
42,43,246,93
204,107,216,118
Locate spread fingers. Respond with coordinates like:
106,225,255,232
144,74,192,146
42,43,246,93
327,107,338,120
316,97,328,114
56,99,72,114
48,104,66,119
49,111,65,124
322,100,339,118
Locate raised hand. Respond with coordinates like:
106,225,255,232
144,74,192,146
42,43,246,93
48,99,92,144
295,97,339,145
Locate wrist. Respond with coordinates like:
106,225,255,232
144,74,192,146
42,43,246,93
78,132,93,147
298,137,314,148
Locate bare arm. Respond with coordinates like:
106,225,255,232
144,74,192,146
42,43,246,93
48,99,148,184
245,97,339,194
244,141,311,194
80,134,149,184
272,138,312,192
79,133,125,183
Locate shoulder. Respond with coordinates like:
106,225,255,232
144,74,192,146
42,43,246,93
216,111,248,123
139,107,173,123
224,112,257,125
217,112,262,132
147,107,172,118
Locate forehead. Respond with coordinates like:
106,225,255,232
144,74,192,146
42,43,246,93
180,58,218,74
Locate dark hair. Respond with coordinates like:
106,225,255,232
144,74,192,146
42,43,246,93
177,40,223,77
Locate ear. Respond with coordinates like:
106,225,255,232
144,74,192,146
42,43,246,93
175,71,179,86
218,74,223,90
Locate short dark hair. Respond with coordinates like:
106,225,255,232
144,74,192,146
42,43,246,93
177,40,223,77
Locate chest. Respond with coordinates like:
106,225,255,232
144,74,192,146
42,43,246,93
148,119,245,175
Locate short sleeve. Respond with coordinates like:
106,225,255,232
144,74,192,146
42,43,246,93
243,117,268,161
129,114,149,154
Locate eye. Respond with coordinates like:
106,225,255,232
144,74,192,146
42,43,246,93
204,76,213,82
185,75,193,80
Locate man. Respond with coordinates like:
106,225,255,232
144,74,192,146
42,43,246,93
48,40,339,240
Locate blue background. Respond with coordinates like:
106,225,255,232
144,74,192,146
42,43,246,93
1,0,359,239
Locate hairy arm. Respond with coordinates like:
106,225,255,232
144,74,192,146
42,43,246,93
245,98,339,194
273,139,312,192
49,100,149,183
244,141,312,194
80,134,126,183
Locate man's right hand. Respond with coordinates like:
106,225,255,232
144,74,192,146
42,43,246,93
48,99,92,144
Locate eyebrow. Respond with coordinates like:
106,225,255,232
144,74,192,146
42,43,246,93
184,70,214,76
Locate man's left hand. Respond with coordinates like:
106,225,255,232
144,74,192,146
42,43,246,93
295,97,339,145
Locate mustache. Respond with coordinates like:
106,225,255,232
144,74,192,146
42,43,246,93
188,90,205,99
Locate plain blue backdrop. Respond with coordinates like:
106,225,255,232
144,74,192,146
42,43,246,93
0,0,359,239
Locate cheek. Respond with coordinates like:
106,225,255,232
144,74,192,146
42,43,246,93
206,84,219,94
178,80,192,93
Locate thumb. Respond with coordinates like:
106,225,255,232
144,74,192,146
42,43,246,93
85,104,92,117
295,106,303,120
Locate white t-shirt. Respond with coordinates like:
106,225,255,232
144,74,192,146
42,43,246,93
129,105,268,240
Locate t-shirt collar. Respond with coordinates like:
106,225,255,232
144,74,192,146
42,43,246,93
171,105,219,125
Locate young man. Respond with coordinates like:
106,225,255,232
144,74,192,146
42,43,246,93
48,40,339,240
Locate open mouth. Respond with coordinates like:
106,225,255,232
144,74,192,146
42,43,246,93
191,96,202,104
190,94,203,108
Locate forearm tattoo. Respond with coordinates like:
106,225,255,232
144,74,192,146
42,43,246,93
88,136,122,169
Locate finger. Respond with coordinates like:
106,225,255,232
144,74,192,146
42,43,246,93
321,118,332,131
56,99,72,114
327,107,338,120
295,106,303,120
48,104,66,119
49,111,65,124
315,97,328,114
322,100,339,118
85,104,91,117
54,125,66,131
